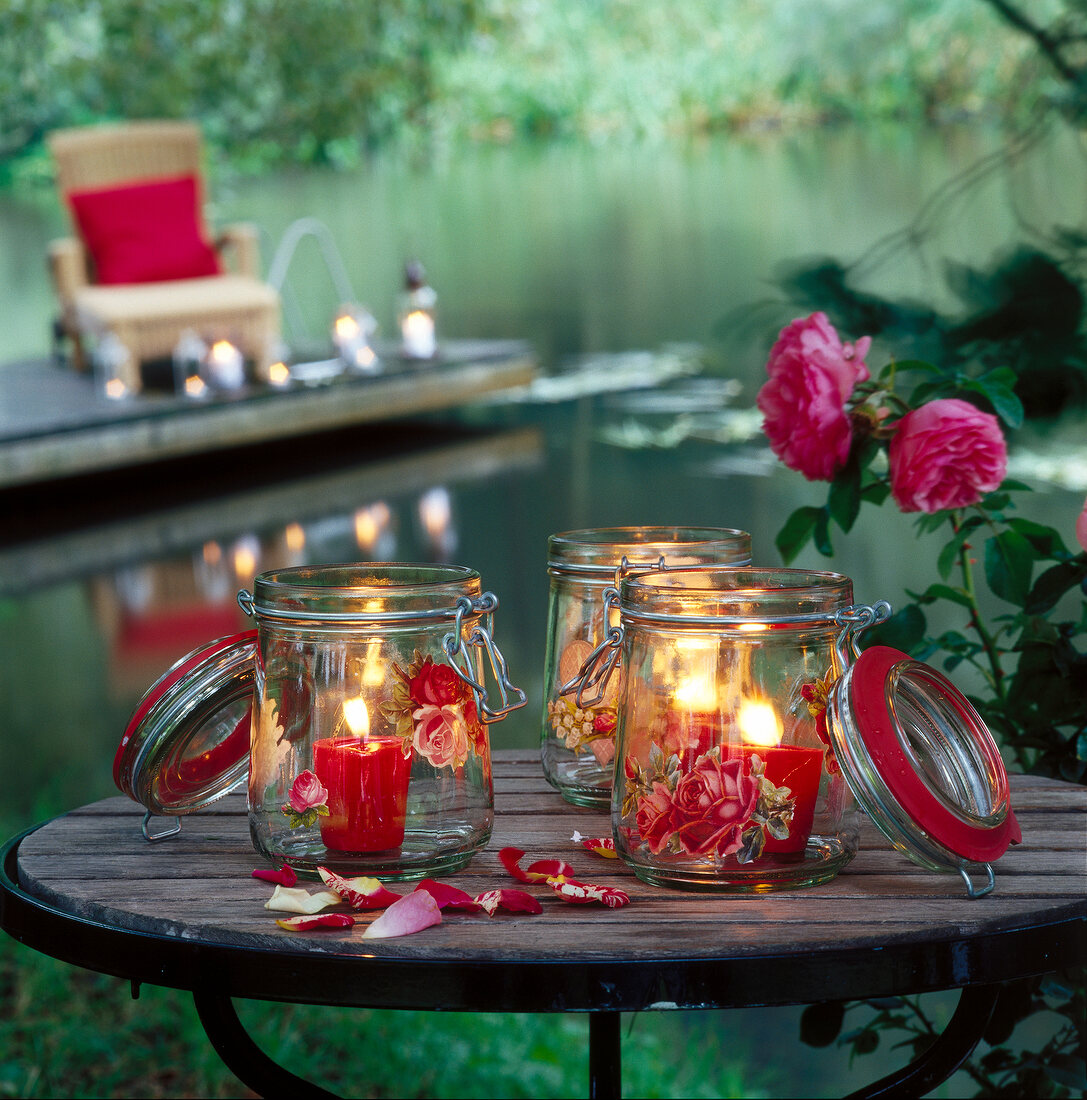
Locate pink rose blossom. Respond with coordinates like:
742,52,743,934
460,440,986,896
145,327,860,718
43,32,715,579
288,770,328,813
1076,496,1087,553
889,398,1007,513
757,312,872,481
669,754,759,857
412,704,470,769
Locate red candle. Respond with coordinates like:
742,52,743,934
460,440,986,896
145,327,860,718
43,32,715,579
312,736,411,852
740,744,823,854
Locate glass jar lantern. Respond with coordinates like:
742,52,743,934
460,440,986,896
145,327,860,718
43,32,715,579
541,527,751,807
608,567,865,891
605,567,1020,895
114,563,525,880
242,564,525,879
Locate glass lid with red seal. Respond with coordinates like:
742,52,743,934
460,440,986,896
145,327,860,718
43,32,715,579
825,644,1022,898
114,631,256,840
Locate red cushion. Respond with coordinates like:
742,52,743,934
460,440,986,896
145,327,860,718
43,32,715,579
67,174,222,285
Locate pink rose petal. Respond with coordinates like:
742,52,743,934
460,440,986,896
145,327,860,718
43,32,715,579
414,879,482,912
252,865,299,887
275,912,355,932
362,890,443,939
474,889,544,917
318,866,403,910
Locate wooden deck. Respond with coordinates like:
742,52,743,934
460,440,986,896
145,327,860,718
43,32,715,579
0,340,535,489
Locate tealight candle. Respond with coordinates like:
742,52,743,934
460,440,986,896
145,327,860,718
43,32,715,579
202,339,245,390
401,309,436,359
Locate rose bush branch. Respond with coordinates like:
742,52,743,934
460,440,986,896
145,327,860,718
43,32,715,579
758,312,1087,783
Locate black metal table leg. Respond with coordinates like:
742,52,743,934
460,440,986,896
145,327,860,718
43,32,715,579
192,989,340,1099
589,1010,622,1100
845,983,1001,1100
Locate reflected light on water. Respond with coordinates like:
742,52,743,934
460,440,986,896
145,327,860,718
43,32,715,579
418,487,457,560
231,535,261,582
354,502,395,559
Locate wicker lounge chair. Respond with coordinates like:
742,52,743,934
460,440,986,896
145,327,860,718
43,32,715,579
47,120,281,391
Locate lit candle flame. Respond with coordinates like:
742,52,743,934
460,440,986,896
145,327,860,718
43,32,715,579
738,699,782,747
361,639,385,688
674,673,717,711
343,696,370,740
285,523,305,554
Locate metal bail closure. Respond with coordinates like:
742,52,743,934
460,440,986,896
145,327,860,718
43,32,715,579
826,645,1021,899
442,594,527,723
114,631,258,838
559,586,624,707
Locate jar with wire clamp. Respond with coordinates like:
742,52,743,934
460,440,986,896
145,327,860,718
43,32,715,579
598,568,1020,895
115,563,525,881
542,527,751,808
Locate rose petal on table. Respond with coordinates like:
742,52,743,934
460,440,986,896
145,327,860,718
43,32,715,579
570,831,618,859
251,865,299,887
499,846,576,882
546,876,629,908
414,879,482,912
275,912,355,932
474,889,544,917
362,890,443,939
318,866,403,910
264,885,343,914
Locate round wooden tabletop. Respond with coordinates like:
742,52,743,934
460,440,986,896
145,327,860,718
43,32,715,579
3,751,1084,1014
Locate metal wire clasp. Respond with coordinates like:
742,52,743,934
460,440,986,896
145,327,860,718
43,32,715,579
559,586,624,708
833,601,893,668
442,594,527,723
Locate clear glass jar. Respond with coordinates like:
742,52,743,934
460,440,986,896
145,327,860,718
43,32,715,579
541,527,751,807
610,567,867,891
242,563,524,880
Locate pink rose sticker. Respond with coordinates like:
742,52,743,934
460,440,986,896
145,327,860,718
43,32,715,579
756,312,871,482
288,770,328,814
412,703,470,769
889,398,1007,513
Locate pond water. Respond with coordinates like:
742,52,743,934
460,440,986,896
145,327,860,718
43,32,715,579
1,123,1084,1096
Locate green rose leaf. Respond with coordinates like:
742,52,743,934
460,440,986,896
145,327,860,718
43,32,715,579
985,531,1036,605
775,506,823,565
964,374,1024,429
828,455,862,533
1025,560,1087,615
861,603,926,654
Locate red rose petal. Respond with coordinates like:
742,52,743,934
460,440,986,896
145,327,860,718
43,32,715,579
546,877,630,908
252,865,299,887
474,889,544,917
571,832,618,859
499,847,575,882
275,912,355,932
318,866,403,910
414,879,483,912
362,890,443,939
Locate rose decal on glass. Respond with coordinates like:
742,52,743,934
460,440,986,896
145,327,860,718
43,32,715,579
281,769,329,829
382,651,485,770
622,743,796,864
547,640,619,766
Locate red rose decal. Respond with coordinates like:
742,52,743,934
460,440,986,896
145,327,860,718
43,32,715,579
635,781,676,855
409,656,462,708
668,754,758,857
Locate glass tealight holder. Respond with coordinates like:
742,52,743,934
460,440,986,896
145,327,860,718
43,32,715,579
607,568,1020,895
242,563,525,880
541,527,751,808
